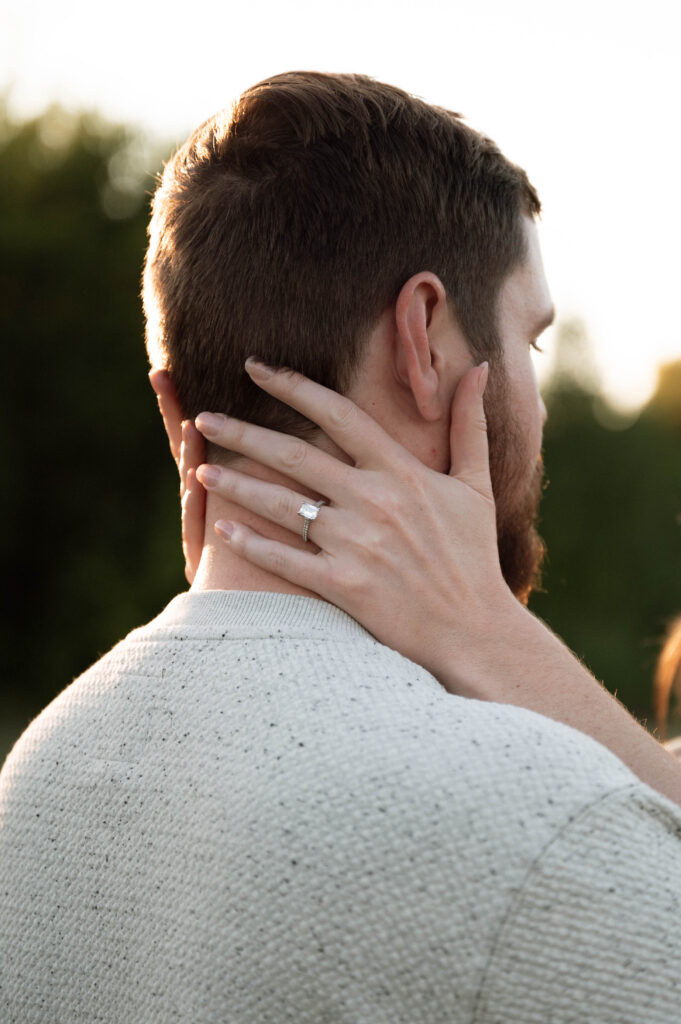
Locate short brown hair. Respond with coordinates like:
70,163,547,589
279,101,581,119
143,71,540,461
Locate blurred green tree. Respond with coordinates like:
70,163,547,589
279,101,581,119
0,103,184,760
530,323,681,732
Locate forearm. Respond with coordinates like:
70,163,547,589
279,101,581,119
438,599,681,811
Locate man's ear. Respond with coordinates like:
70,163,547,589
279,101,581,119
394,272,451,422
149,368,184,469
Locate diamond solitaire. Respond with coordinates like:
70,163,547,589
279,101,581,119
298,502,321,520
297,499,327,543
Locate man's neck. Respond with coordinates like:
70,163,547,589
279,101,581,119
189,460,328,601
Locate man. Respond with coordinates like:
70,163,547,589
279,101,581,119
2,71,681,1023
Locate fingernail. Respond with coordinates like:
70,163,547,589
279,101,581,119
195,412,225,437
197,464,221,488
478,362,489,396
215,520,234,540
245,357,273,381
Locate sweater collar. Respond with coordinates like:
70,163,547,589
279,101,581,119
141,589,374,641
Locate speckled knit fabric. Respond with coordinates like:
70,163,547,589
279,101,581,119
2,590,681,1023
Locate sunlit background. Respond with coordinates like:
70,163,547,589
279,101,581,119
3,0,680,412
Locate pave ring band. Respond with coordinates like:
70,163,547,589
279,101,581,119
297,499,328,543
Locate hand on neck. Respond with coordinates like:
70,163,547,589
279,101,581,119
190,457,330,600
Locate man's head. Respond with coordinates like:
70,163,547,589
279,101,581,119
143,71,550,602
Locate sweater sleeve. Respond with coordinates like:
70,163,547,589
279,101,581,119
473,782,681,1024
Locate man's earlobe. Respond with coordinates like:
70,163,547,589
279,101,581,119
148,368,184,468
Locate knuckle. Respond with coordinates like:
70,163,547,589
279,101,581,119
269,490,291,524
327,398,356,431
334,565,369,602
230,419,248,446
399,461,425,493
281,440,307,470
281,367,303,391
364,485,398,524
265,548,288,577
357,530,384,557
326,560,350,593
400,474,430,513
271,366,304,397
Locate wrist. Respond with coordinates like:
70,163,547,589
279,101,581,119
428,585,528,698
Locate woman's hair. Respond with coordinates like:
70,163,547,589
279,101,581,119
655,617,681,742
143,70,540,463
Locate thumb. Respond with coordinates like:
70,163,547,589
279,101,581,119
448,362,493,499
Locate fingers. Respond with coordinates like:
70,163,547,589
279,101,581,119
215,520,326,594
194,412,354,503
243,358,405,468
180,419,206,498
180,421,207,582
196,463,330,545
181,468,206,583
448,363,494,500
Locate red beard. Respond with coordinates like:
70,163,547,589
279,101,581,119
485,370,546,605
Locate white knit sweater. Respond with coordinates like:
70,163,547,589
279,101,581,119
2,590,681,1023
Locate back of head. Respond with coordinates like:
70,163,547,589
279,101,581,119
143,71,540,463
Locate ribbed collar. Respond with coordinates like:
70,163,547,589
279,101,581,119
139,589,375,642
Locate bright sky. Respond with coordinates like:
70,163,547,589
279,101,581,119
3,0,680,410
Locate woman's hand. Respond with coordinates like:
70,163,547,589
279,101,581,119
178,421,207,584
149,368,206,584
192,358,516,687
184,361,681,798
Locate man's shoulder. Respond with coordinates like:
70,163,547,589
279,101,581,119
0,585,638,844
291,658,642,883
352,688,640,834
